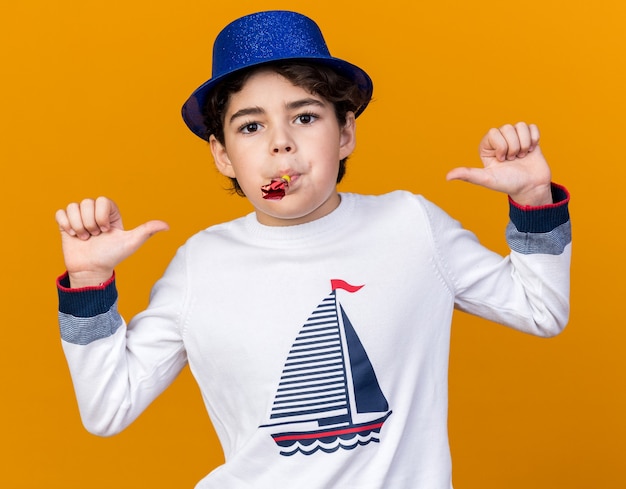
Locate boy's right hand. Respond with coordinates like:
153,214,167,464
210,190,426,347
55,197,169,288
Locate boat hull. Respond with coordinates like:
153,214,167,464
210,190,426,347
271,411,392,455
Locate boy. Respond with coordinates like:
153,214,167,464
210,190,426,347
55,10,571,488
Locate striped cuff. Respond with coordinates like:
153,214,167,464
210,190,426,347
506,184,571,255
57,272,122,345
57,271,117,317
508,183,570,233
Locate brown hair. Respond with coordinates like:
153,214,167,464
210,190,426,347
203,62,371,196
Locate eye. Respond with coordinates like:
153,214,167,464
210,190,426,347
239,122,260,134
295,113,317,125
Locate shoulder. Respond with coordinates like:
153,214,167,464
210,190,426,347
184,214,251,247
344,189,419,208
344,190,447,222
161,215,253,272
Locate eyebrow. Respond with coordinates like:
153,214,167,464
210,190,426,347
228,98,326,125
286,98,326,111
229,107,264,125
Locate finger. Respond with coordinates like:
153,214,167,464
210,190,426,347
513,122,533,158
55,209,76,237
78,198,102,236
139,220,170,237
482,127,508,162
94,196,122,232
446,166,492,187
528,123,540,152
126,220,170,252
65,202,91,240
499,124,521,161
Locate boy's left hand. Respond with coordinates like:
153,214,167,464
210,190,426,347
446,122,553,206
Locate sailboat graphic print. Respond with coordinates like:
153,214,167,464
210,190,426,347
261,280,392,456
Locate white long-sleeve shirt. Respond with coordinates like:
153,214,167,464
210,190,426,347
58,188,571,488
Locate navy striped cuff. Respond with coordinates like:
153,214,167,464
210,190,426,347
509,183,570,233
57,272,118,318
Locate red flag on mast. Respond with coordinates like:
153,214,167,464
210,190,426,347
331,279,364,293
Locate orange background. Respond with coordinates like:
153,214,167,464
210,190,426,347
1,1,624,487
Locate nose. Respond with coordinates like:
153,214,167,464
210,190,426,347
270,125,295,154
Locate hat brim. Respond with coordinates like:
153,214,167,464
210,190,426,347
181,56,373,141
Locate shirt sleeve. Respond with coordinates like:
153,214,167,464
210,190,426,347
424,183,571,336
57,248,189,436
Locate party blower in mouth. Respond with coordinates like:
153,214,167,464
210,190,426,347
261,175,291,200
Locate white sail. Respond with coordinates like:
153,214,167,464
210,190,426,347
268,295,350,425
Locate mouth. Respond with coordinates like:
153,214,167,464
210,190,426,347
261,174,293,200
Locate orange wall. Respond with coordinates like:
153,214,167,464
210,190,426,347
1,1,624,487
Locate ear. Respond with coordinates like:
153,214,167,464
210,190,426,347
339,111,357,160
209,135,236,178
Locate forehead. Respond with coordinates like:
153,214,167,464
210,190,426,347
225,69,327,113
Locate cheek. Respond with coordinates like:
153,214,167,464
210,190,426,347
230,171,257,194
315,158,342,188
220,145,256,180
